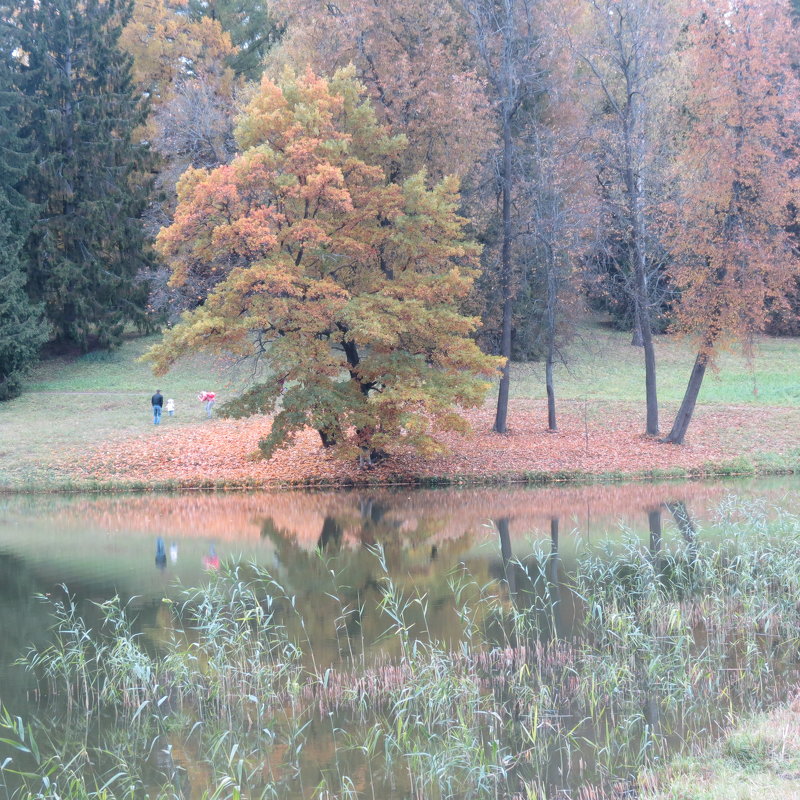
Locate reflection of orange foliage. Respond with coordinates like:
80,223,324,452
72,399,800,491
58,480,734,548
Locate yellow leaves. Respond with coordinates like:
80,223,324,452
120,0,236,97
152,65,499,462
235,77,294,151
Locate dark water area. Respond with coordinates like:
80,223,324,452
0,476,799,798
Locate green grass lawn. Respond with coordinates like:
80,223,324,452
510,324,800,407
0,335,251,488
1,322,799,489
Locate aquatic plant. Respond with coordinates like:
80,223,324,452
4,498,800,799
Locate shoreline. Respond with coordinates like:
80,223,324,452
2,454,797,496
640,692,800,799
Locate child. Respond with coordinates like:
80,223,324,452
166,398,175,416
198,391,216,418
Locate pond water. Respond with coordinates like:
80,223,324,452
1,476,799,799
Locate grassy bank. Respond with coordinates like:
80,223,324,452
2,323,800,491
0,336,239,489
642,700,800,800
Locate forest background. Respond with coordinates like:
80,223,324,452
3,0,800,480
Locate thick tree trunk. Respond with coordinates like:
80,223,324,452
662,352,707,444
319,429,337,448
494,112,514,434
545,355,556,431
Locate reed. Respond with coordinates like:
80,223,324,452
3,498,800,799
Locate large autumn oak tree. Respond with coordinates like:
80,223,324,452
146,67,500,462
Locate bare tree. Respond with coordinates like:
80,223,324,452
517,116,593,430
566,0,677,436
463,0,543,434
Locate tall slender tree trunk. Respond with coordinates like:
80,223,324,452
623,79,659,435
638,299,659,435
545,256,557,431
631,313,643,346
662,351,707,444
494,112,514,434
545,349,556,431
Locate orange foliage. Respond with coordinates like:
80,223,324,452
266,0,494,179
147,68,501,461
665,0,800,355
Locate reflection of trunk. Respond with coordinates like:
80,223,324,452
317,517,343,552
667,500,698,561
360,498,387,524
662,352,707,444
549,517,563,639
549,517,559,582
648,507,663,575
643,692,661,736
497,517,516,596
359,498,388,546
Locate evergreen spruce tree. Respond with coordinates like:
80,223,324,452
0,223,49,400
189,0,281,80
0,42,48,400
12,0,154,350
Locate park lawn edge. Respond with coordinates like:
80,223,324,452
638,692,800,800
1,453,798,495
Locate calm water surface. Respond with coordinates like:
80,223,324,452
0,476,798,798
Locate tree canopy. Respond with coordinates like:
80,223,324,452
11,0,155,349
146,67,500,460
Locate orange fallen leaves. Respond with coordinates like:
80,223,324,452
66,399,798,489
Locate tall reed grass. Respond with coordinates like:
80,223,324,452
2,498,800,800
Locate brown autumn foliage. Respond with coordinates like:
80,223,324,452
266,0,495,180
660,0,800,442
665,0,800,350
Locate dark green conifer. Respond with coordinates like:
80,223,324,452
12,0,155,350
0,43,48,400
190,0,281,80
